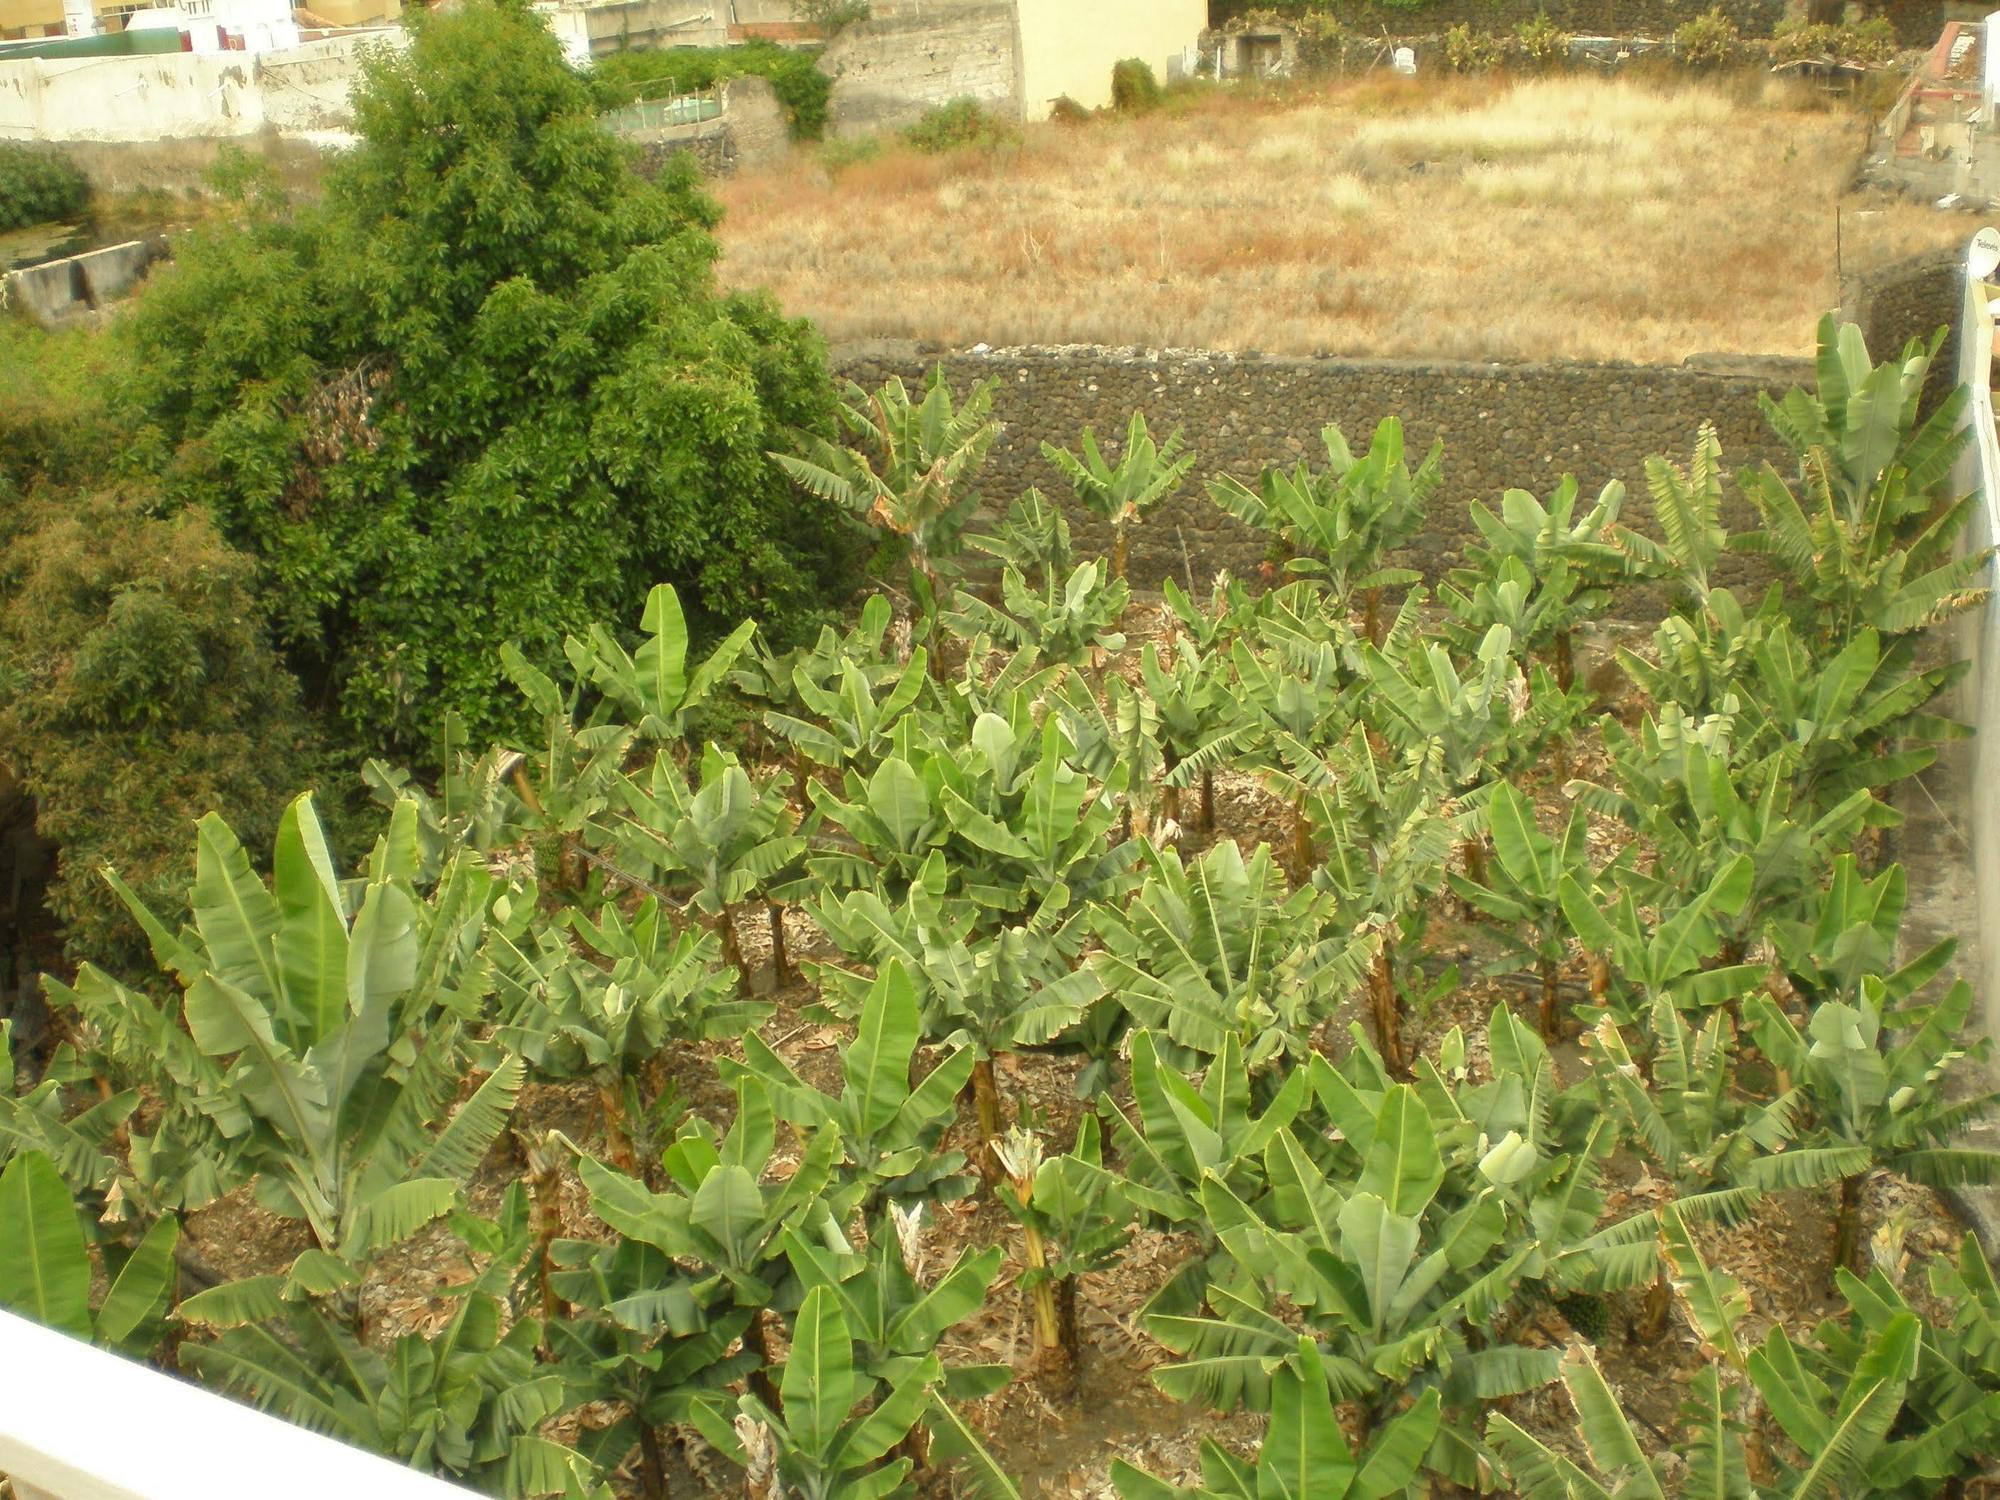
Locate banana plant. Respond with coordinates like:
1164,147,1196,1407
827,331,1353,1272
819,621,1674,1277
361,710,520,878
780,1206,1019,1497
0,1020,127,1202
1314,729,1459,1074
1739,313,1988,650
613,743,808,989
1615,423,1730,611
1042,411,1196,585
560,582,758,745
569,1075,858,1411
1747,970,2000,1275
1090,838,1374,1073
1764,855,1947,1011
485,892,753,1169
0,1148,179,1358
1556,851,1761,1024
1459,476,1629,690
692,1284,945,1500
773,370,1000,652
762,644,929,792
1208,418,1440,644
1051,674,1162,837
1439,555,1596,698
725,960,978,1210
808,874,1101,1183
183,1243,594,1500
1146,1082,1561,1487
1112,1340,1440,1500
1801,1232,2000,1492
1614,584,1782,719
993,1116,1135,1390
1160,570,1257,654
1729,622,1968,813
1140,637,1237,833
1572,707,1879,962
51,796,522,1301
547,1228,759,1500
810,707,1138,931
1445,781,1593,1040
943,557,1129,673
496,640,636,893
969,488,1076,584
1488,1317,1928,1500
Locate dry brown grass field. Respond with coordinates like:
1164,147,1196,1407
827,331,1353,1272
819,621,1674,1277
715,73,1966,363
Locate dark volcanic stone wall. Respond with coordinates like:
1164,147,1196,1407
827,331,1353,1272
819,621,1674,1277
834,344,1810,598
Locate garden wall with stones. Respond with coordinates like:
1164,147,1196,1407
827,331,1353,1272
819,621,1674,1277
1214,0,1790,41
1845,246,1964,417
833,342,1812,609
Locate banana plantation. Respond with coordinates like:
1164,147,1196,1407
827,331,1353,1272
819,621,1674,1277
7,312,2000,1499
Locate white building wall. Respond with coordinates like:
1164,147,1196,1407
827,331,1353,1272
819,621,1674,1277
0,27,400,141
1012,0,1205,117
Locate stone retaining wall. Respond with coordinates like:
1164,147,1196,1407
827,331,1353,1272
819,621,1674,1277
833,343,1811,599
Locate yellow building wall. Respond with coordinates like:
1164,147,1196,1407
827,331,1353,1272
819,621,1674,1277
1012,0,1205,118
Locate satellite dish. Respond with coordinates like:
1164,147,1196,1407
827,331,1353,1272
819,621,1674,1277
1971,226,2000,279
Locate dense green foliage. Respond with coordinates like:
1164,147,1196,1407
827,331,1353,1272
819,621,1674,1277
5,148,1998,1500
1110,58,1165,113
590,39,835,141
117,2,854,758
0,143,88,233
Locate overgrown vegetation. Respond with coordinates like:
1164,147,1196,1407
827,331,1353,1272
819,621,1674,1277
1770,15,1899,64
0,143,88,234
116,4,856,759
1674,5,1740,67
6,303,1999,1499
590,39,835,141
1110,58,1165,114
902,98,1021,155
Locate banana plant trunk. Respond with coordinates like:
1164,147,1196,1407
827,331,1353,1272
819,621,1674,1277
1634,1262,1671,1342
1019,1223,1066,1384
715,908,750,997
598,1072,638,1174
1200,768,1216,835
1458,837,1488,919
1362,586,1384,647
745,1306,784,1416
971,1056,1007,1188
1111,522,1130,586
636,1421,670,1500
1538,957,1563,1043
1161,747,1182,830
1370,944,1405,1077
767,902,790,988
1290,794,1314,889
1832,1173,1865,1279
1055,1273,1083,1397
1554,628,1575,693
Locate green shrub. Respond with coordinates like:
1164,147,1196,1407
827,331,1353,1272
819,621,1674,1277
0,495,327,967
1516,12,1570,69
902,98,1019,153
1110,57,1164,112
1770,17,1898,65
0,145,89,234
1674,6,1739,67
1444,23,1500,73
590,39,834,140
118,2,858,758
1049,94,1092,126
792,0,868,34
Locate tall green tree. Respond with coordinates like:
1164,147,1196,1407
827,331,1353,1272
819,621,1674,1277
119,0,850,754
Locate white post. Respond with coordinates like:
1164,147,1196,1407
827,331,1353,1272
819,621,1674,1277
61,0,97,37
1956,228,2000,1045
1984,12,2000,126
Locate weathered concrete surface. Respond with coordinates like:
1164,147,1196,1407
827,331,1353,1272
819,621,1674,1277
1888,730,2000,1252
1,237,163,328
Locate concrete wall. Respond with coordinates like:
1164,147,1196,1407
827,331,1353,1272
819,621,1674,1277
0,28,397,142
1,236,160,326
834,342,1806,595
1014,0,1205,116
625,74,789,176
822,3,1020,138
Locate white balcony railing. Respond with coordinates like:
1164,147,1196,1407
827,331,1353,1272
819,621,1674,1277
0,1308,476,1500
1955,228,2000,1041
